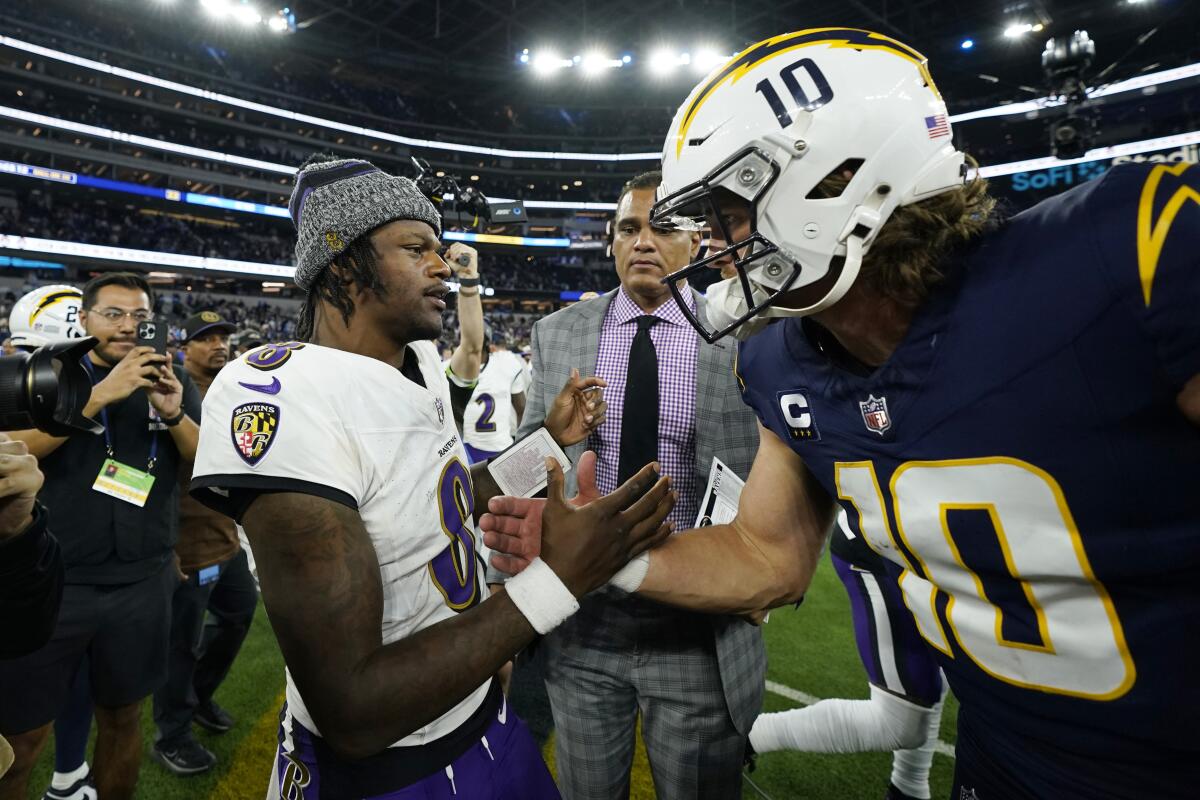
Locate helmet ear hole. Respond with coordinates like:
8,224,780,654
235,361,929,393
805,159,865,199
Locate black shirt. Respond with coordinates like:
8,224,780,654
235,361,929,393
0,503,62,658
38,360,202,585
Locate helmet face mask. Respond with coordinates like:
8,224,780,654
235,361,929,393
657,28,967,342
652,147,805,344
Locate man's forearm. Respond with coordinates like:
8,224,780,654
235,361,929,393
9,429,69,459
330,589,535,758
636,522,820,614
247,491,537,761
166,416,200,461
457,290,483,352
449,289,484,381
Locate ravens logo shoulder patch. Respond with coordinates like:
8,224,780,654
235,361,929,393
231,402,279,467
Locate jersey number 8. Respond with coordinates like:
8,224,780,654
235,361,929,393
427,458,480,612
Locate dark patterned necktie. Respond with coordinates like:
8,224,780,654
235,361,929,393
618,315,661,485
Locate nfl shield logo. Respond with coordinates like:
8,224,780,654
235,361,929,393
859,394,891,435
434,397,445,426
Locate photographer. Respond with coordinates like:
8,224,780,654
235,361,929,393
0,434,55,660
0,273,201,800
0,433,51,785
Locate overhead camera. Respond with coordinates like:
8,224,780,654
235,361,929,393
411,157,492,226
1042,30,1098,160
0,338,101,436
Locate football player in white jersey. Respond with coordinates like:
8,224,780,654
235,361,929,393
189,155,675,800
462,325,529,463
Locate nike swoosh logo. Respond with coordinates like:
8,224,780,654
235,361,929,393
238,377,281,395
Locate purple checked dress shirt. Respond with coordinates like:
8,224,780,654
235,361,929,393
588,287,699,531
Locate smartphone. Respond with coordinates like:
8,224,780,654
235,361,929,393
136,319,168,355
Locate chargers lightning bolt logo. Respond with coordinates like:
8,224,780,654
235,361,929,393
1137,162,1199,306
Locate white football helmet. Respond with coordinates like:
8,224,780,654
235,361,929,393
653,28,966,342
9,284,85,348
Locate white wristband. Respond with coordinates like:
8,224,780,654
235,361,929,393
608,551,650,593
506,557,580,634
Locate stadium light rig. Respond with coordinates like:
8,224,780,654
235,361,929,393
524,48,628,76
232,3,263,26
199,0,294,32
646,48,728,76
691,48,729,73
581,52,626,75
200,0,230,19
1004,22,1045,38
13,32,1199,162
531,51,574,76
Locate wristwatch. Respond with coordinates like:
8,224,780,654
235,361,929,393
161,409,187,427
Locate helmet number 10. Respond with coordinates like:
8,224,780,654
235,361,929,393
755,58,834,129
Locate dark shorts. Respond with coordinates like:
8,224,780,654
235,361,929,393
0,559,175,734
270,693,560,800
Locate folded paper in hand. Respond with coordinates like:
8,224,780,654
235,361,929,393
487,428,572,498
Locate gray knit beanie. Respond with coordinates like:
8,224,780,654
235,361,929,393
288,156,442,291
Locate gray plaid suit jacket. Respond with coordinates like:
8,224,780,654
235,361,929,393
513,287,766,734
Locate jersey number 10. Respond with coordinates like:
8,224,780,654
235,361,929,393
835,457,1135,700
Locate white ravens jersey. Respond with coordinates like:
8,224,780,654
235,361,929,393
462,350,528,453
190,340,489,748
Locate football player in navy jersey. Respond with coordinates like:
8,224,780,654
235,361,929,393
482,28,1200,799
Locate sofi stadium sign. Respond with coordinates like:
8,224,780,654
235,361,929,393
1007,143,1199,194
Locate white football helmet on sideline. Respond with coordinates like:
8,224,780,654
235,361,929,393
9,284,85,348
653,28,966,342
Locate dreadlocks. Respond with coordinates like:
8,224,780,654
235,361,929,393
296,231,388,341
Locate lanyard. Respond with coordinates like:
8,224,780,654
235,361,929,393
82,358,159,472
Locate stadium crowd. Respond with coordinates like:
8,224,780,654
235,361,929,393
2,0,673,145
0,194,619,297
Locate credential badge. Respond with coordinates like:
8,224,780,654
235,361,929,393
231,402,280,467
859,394,891,436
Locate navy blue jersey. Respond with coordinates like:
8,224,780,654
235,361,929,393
736,163,1200,798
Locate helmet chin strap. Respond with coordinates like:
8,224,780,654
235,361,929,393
708,234,867,340
706,278,773,341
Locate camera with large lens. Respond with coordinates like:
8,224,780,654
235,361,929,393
1042,30,1099,160
411,157,493,225
0,338,102,436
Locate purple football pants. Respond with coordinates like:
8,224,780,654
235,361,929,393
269,696,561,800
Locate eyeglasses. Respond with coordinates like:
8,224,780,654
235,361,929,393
89,308,155,324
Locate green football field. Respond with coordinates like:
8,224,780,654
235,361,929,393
30,554,958,799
